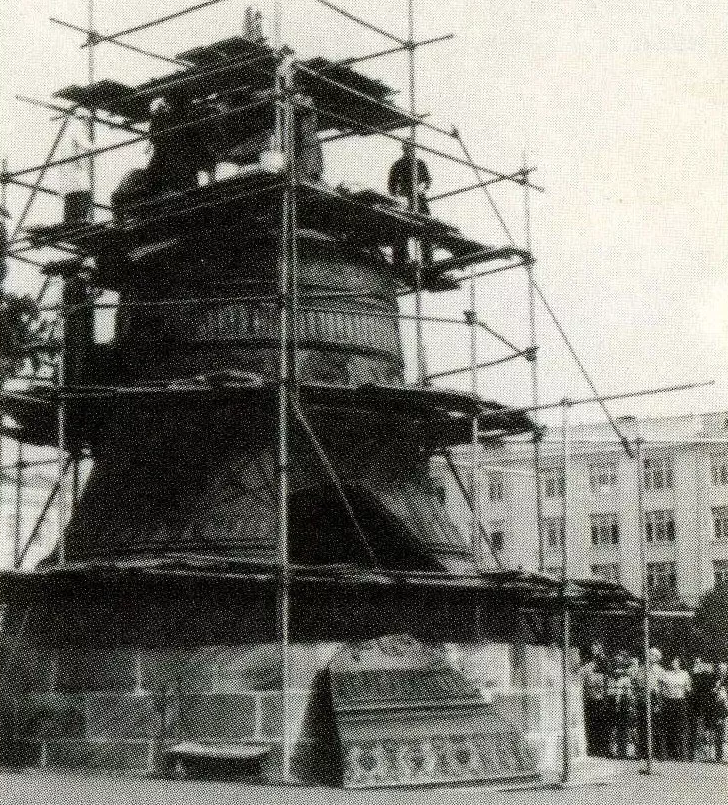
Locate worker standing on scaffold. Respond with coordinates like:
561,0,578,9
388,140,433,274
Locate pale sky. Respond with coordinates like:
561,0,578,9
1,0,727,428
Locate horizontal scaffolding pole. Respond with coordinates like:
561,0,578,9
332,33,454,70
37,289,370,314
17,375,529,401
456,258,531,283
536,435,728,447
1,458,61,471
302,305,528,354
650,610,696,618
6,252,49,271
2,175,113,213
50,17,189,67
428,171,534,202
3,93,275,181
80,0,228,47
290,96,545,192
296,60,456,140
426,347,537,380
481,379,716,425
18,94,145,137
6,179,287,261
313,0,406,45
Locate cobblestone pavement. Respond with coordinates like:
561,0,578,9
0,762,724,805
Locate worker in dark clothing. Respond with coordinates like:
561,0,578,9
388,141,431,213
711,662,728,763
388,141,433,273
580,641,610,757
111,95,211,217
690,658,717,760
147,95,205,193
294,94,324,183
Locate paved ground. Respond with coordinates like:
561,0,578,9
0,762,724,805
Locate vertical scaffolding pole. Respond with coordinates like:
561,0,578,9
559,398,572,786
407,0,425,385
275,56,294,784
13,442,23,569
74,0,96,510
0,156,18,570
636,437,654,774
56,298,67,567
468,285,480,562
273,0,282,56
87,0,96,209
56,0,96,567
523,152,544,570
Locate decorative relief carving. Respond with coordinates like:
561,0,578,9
341,732,536,787
329,635,539,788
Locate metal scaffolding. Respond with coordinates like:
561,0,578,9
0,0,719,788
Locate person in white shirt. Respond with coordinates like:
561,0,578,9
712,662,728,763
660,656,692,760
648,647,667,760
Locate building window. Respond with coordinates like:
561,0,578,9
643,456,673,491
544,516,565,552
592,563,621,583
591,513,620,547
712,454,728,486
488,472,504,502
714,560,728,587
647,561,677,595
542,468,565,499
713,507,728,544
645,509,676,544
589,461,617,493
488,521,505,552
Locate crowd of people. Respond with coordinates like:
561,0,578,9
580,642,728,763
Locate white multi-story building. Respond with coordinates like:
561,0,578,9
433,411,728,608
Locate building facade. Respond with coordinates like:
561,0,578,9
433,411,728,608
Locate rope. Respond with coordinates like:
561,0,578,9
531,277,633,458
453,130,516,245
292,402,379,567
441,450,504,569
